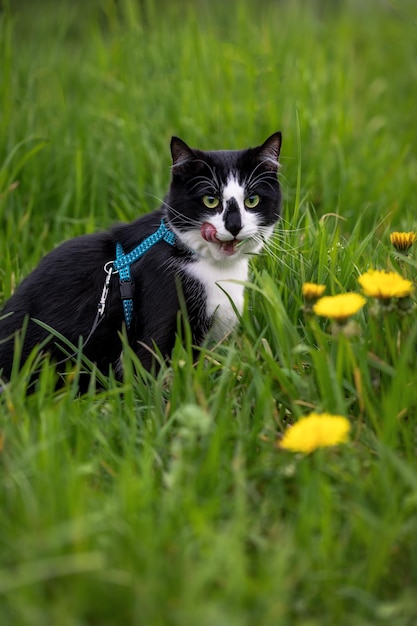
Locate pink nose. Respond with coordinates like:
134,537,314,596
201,222,218,242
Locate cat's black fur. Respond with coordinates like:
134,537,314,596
0,133,282,385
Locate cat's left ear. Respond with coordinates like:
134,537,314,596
256,131,282,169
170,137,196,169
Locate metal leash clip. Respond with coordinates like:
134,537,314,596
97,261,114,317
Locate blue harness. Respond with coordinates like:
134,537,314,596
112,219,176,329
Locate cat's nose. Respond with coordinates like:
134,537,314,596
224,199,242,238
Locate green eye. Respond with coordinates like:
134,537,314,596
202,195,220,209
244,195,260,209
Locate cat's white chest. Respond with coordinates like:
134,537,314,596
185,257,249,341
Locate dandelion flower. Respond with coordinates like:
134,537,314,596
313,293,366,322
358,270,414,300
390,231,417,253
279,412,351,454
302,282,326,301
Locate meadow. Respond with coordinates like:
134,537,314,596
1,0,417,623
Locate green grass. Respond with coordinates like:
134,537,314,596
2,0,417,623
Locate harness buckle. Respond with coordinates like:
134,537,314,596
119,280,133,300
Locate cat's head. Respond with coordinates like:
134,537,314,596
165,133,282,262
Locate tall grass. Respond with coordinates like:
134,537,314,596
1,0,417,624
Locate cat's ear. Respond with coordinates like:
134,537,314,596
170,137,196,169
255,132,282,170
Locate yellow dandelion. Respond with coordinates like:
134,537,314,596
302,282,326,301
279,412,351,454
390,231,417,252
358,269,414,299
312,293,366,322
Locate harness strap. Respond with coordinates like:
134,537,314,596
114,219,176,329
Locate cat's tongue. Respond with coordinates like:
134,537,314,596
201,222,237,255
201,222,219,243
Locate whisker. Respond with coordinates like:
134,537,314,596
246,171,278,193
265,237,306,254
253,241,304,272
267,230,308,254
271,230,304,247
188,180,218,195
167,212,202,230
249,226,313,270
245,160,272,188
179,159,222,192
145,192,199,229
277,217,307,234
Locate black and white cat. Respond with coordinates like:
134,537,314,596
0,132,282,383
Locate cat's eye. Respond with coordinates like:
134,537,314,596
202,195,220,209
244,195,260,209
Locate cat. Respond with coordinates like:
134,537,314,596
0,132,282,386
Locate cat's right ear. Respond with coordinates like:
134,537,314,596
170,137,196,170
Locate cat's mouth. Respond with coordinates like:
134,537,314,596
200,222,242,256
